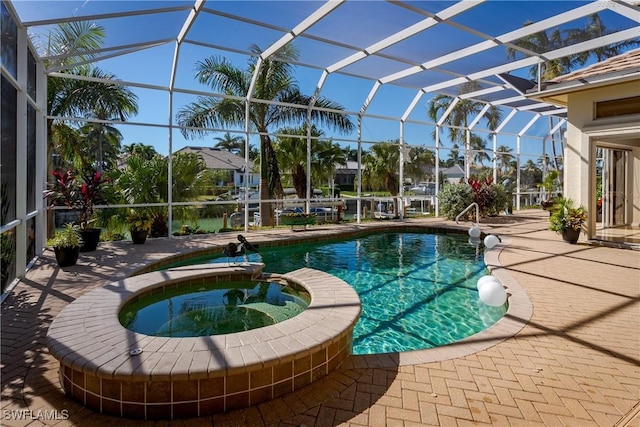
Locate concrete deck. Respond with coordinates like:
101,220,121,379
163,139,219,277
2,210,639,426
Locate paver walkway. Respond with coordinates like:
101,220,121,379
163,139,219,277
1,211,639,426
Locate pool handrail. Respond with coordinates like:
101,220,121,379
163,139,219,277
455,202,479,227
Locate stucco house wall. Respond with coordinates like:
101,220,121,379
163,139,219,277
563,80,640,233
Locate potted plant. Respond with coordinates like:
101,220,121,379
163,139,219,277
45,169,110,252
47,223,82,267
549,197,588,244
126,209,153,244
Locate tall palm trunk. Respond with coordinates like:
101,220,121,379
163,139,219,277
259,134,282,227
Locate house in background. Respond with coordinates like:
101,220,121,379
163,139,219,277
441,164,466,184
334,161,362,190
528,48,640,245
175,147,259,192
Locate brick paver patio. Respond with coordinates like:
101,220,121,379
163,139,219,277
1,210,638,426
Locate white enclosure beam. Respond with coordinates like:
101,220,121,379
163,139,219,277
381,1,606,85
495,109,518,133
468,104,491,130
261,1,345,60
327,0,484,73
518,114,541,137
437,97,461,126
401,91,425,122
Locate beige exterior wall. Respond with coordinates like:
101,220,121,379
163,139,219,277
564,80,640,235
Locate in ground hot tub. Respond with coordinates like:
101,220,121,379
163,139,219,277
46,263,361,419
120,279,311,337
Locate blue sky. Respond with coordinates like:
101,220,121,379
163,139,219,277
16,0,639,162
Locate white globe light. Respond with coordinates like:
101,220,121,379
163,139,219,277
479,280,507,307
477,275,500,291
484,234,500,249
468,226,481,238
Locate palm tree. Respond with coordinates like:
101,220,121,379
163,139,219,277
275,125,346,198
44,22,139,236
404,146,436,183
427,82,502,175
176,44,354,226
508,14,640,81
469,134,490,168
213,132,245,156
344,147,358,162
311,138,347,192
505,22,574,81
567,14,640,63
521,159,542,189
78,121,123,172
362,141,400,216
505,14,638,174
46,27,138,173
496,145,514,179
122,143,158,161
444,144,463,167
428,82,502,144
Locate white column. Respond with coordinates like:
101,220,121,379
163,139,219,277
15,26,28,278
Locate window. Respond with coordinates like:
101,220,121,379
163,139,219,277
595,96,640,119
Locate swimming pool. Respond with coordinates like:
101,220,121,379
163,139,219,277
177,231,507,355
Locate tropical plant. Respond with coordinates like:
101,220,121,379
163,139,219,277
427,82,502,146
176,44,354,226
549,198,587,233
507,14,640,81
44,168,110,230
520,159,542,189
404,146,436,183
274,124,346,198
496,145,515,179
43,22,138,239
469,134,491,167
467,176,508,217
122,142,158,161
126,209,153,232
443,144,463,167
213,132,246,156
437,183,474,220
47,223,82,248
506,14,639,173
362,141,401,216
48,54,138,173
539,169,561,207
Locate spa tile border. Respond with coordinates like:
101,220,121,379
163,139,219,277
46,263,361,419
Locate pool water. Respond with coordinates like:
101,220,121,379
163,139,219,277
174,232,507,354
120,280,311,337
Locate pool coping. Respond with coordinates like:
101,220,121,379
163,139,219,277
45,263,362,382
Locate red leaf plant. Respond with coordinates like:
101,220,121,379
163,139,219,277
467,176,496,219
45,169,109,230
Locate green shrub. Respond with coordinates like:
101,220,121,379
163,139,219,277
486,183,509,216
438,183,474,220
438,179,509,220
